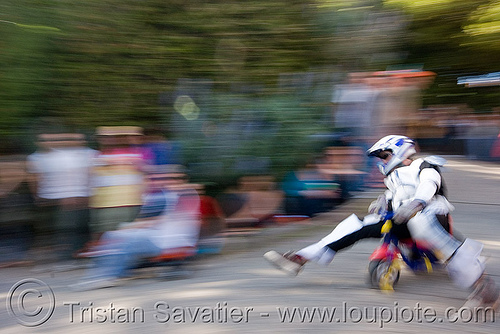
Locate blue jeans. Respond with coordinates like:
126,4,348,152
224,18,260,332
85,228,162,280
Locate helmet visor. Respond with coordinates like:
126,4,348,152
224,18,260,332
368,149,392,160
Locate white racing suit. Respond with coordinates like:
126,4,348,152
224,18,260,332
296,157,485,290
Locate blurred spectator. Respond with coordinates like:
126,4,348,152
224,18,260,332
332,70,436,142
331,73,380,189
332,70,436,187
90,126,146,239
371,71,436,138
26,133,96,261
332,72,378,141
370,74,415,136
142,126,182,166
197,186,227,255
26,134,53,243
282,168,340,217
0,154,34,268
71,166,201,291
465,124,500,161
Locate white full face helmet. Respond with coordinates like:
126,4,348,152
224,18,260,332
367,135,416,175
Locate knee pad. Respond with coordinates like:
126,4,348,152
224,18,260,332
407,212,461,260
446,239,485,290
406,212,432,240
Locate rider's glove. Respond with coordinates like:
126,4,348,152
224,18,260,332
393,200,425,225
368,194,388,217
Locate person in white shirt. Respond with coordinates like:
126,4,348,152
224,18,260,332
27,133,96,260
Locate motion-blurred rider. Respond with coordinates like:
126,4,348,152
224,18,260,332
264,135,499,308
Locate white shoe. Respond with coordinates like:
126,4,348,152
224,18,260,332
264,250,307,276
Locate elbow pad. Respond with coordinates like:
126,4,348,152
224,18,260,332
414,168,441,203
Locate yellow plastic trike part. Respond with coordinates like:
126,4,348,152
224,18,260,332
379,258,402,292
424,256,433,273
381,220,393,234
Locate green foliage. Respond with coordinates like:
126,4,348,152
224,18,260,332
0,1,60,137
463,1,500,51
170,89,332,186
380,0,500,109
1,0,338,185
3,0,500,180
30,0,330,130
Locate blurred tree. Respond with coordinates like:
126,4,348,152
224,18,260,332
3,0,500,181
0,0,336,182
0,1,61,141
47,0,329,129
383,0,500,110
